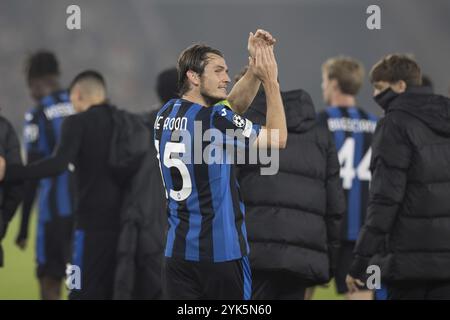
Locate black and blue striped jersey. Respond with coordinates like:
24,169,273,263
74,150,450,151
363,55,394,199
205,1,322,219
154,99,261,262
317,106,378,241
23,90,75,224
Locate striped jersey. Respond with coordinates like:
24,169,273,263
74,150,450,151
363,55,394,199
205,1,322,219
317,106,378,241
24,90,75,223
154,98,261,262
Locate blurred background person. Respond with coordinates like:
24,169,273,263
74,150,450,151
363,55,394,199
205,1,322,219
236,68,345,300
347,54,450,300
112,69,174,299
315,56,378,300
0,111,23,270
2,71,126,299
155,68,179,108
17,51,75,300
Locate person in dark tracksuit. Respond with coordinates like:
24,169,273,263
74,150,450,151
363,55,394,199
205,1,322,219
0,116,24,269
2,71,122,300
316,57,378,300
347,54,450,300
17,51,74,300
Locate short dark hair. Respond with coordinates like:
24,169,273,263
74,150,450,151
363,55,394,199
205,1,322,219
69,70,106,93
322,56,365,95
25,50,60,83
156,68,179,103
370,54,422,87
177,44,224,96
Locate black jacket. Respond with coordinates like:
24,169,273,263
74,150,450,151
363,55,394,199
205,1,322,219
350,87,450,282
6,104,123,231
113,110,166,299
238,89,345,285
0,116,23,267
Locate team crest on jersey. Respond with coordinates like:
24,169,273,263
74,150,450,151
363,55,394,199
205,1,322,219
233,114,246,128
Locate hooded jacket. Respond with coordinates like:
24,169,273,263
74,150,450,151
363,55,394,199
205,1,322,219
350,86,450,282
113,111,166,299
238,89,345,285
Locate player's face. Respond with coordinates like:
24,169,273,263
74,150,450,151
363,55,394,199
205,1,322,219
321,71,332,105
28,78,51,102
372,81,390,96
199,54,231,103
373,80,407,96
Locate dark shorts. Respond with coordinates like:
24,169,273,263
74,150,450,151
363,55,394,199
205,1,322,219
334,241,368,294
36,216,74,280
163,256,252,300
68,228,119,300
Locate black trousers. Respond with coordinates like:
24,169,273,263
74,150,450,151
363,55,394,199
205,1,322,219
69,229,119,300
36,216,74,280
163,256,251,300
388,281,450,300
252,270,307,300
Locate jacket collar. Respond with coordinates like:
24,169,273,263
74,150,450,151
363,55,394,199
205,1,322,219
374,86,433,112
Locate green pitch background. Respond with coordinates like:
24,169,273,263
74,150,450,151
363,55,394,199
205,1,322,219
0,210,343,300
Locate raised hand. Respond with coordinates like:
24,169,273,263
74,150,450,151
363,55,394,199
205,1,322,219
251,44,278,84
248,29,276,58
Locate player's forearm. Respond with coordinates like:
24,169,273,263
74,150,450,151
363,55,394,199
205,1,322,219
5,153,69,182
17,180,37,239
227,69,261,114
263,81,287,148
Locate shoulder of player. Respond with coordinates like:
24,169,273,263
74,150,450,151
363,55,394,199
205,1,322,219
315,110,332,130
30,97,74,122
352,106,379,121
211,104,237,118
24,105,41,121
315,109,329,121
156,98,178,116
186,104,222,123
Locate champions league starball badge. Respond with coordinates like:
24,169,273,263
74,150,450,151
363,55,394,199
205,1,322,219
233,114,246,128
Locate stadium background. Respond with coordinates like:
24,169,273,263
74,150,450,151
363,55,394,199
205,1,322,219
0,0,449,299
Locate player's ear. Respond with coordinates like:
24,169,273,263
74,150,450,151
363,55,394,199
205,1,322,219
187,70,200,87
391,80,407,93
330,78,340,92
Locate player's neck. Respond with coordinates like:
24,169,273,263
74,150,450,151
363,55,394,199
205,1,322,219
182,92,211,107
82,97,107,111
330,94,356,108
